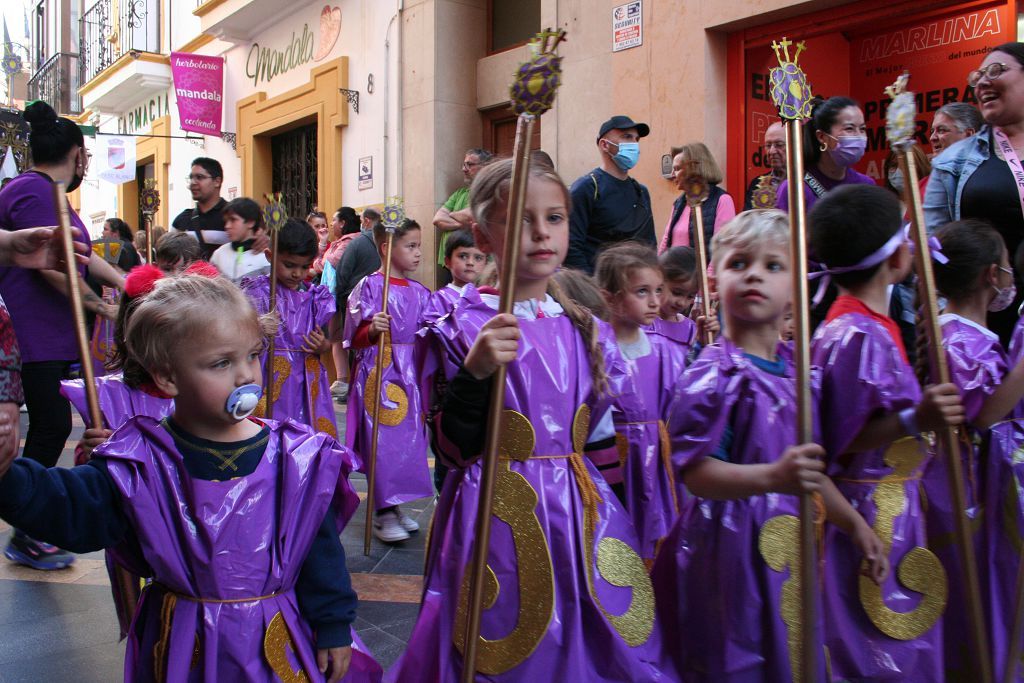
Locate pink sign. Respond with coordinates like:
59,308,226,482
170,52,224,136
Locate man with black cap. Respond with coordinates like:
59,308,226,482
566,115,655,273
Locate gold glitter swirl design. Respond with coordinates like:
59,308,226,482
1000,444,1024,553
498,410,536,461
254,356,292,418
306,355,322,404
758,514,803,680
363,332,409,427
658,420,679,514
574,405,656,647
153,592,177,682
615,432,629,468
858,438,947,640
453,459,554,673
264,612,311,682
316,416,337,439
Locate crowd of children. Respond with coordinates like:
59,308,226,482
2,149,1024,682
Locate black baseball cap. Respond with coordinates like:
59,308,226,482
597,115,650,142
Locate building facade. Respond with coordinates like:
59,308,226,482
23,0,1024,284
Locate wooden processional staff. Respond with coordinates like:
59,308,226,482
460,29,566,683
262,194,288,420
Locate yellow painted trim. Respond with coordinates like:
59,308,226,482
236,57,349,220
193,0,230,18
78,52,171,98
177,33,215,54
70,109,93,125
116,115,172,231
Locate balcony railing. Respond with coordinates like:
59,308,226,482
27,53,82,116
80,0,160,86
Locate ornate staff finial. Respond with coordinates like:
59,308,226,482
381,196,406,230
683,159,709,207
262,193,288,232
140,179,161,216
885,72,917,152
510,28,566,117
769,35,814,121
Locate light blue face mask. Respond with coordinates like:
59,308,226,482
605,140,640,171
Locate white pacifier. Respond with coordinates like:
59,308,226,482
225,383,262,420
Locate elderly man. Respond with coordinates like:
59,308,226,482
433,148,492,286
567,115,655,274
929,102,983,156
743,121,787,210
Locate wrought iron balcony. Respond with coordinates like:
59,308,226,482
80,0,161,86
27,53,82,116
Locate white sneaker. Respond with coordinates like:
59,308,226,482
331,380,349,402
395,506,420,533
373,511,410,543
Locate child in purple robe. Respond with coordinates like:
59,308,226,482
595,242,688,561
809,185,965,681
343,218,432,544
243,219,337,439
1008,242,1024,368
932,220,1024,681
428,228,485,314
390,158,667,681
0,274,379,682
651,209,886,682
652,245,698,348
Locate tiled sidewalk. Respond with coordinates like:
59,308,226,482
0,404,432,681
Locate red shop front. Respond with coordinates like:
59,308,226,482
725,0,1018,195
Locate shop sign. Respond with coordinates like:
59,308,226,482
247,6,342,87
117,93,171,135
613,1,642,53
740,2,1014,188
95,134,136,185
171,52,225,136
358,156,373,190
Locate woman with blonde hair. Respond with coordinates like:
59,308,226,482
658,142,736,256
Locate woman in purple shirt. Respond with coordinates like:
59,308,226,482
0,100,123,571
776,96,877,213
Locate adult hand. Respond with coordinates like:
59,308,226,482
0,226,90,270
0,402,20,479
317,646,352,683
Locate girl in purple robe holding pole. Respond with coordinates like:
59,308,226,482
931,220,1024,681
343,218,432,544
0,274,380,682
390,158,667,681
651,209,886,682
243,219,338,439
808,185,965,681
594,242,688,562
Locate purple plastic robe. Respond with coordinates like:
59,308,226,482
61,374,174,638
242,276,338,438
343,273,432,510
812,312,944,681
614,328,690,560
648,316,697,355
93,416,381,682
982,419,1024,683
1009,313,1024,368
927,315,1003,678
651,339,826,682
389,288,667,682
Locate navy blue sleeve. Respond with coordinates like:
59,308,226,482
296,512,357,649
434,365,493,468
0,458,128,552
566,175,595,272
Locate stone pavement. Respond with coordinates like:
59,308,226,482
0,403,433,681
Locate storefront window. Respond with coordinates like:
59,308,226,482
489,0,540,53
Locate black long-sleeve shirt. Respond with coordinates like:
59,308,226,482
0,420,356,648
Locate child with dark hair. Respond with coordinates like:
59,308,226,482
653,246,699,347
210,197,270,282
809,184,964,680
241,218,337,437
928,220,1024,678
343,217,432,543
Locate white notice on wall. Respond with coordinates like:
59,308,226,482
612,1,642,52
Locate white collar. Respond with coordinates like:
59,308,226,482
479,292,564,320
938,312,999,341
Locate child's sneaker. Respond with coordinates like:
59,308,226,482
4,530,75,570
395,506,420,533
373,511,410,543
330,380,349,402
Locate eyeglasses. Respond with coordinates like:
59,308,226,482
186,174,212,182
462,161,480,170
764,142,786,150
967,62,1016,87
